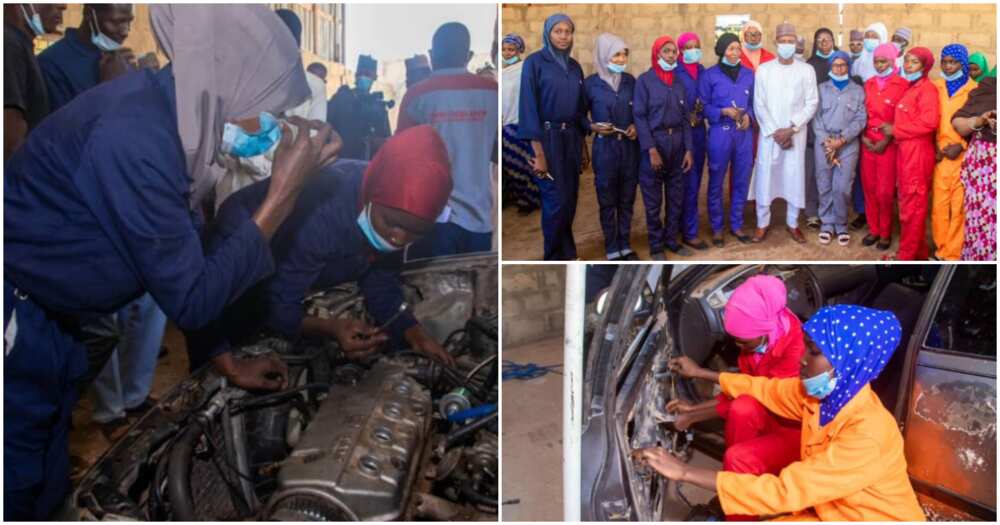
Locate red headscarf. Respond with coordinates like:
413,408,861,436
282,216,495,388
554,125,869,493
651,35,676,86
359,124,453,222
677,31,700,80
905,46,935,81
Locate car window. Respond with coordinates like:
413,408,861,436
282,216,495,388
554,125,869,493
923,266,997,358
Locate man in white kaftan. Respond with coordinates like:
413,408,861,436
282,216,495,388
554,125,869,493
751,22,818,243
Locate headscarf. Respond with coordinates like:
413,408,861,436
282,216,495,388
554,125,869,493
274,8,302,47
677,31,701,80
651,35,676,86
810,27,838,59
502,33,525,54
359,125,452,221
150,5,310,207
594,32,627,92
723,275,793,346
852,22,889,81
989,65,997,78
969,52,990,81
828,51,852,90
542,13,574,71
740,20,764,67
905,46,935,83
953,77,997,144
941,44,971,97
715,32,742,81
873,43,899,89
803,305,902,426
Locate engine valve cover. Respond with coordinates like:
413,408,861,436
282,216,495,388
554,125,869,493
267,362,432,521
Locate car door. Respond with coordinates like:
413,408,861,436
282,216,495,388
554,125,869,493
895,265,997,521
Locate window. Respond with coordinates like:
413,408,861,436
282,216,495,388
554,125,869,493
924,266,997,358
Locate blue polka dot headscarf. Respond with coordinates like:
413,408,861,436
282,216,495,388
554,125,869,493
942,43,970,97
803,305,902,426
503,33,525,54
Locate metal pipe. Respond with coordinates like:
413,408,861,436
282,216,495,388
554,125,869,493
563,265,585,522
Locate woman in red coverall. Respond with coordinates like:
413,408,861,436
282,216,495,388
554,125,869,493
666,275,803,520
880,47,940,260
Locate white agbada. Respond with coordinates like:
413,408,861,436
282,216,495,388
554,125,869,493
752,58,818,209
502,59,524,126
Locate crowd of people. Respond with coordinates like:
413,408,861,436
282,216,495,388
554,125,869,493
501,14,997,261
3,4,496,519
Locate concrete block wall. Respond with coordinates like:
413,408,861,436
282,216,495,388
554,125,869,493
502,265,566,347
502,3,996,79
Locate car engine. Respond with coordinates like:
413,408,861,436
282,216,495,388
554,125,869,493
72,256,498,521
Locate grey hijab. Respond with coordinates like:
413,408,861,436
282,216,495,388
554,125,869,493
594,32,627,92
150,4,310,206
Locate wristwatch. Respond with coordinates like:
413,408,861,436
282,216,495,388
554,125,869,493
791,123,801,133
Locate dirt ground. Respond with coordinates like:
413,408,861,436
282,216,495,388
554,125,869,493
69,325,189,479
502,165,936,261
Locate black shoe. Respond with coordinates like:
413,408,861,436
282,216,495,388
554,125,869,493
862,234,879,246
711,233,725,248
664,243,693,256
622,251,640,261
650,251,666,261
850,214,867,231
733,230,753,244
806,217,821,230
877,239,891,251
683,238,709,251
124,396,158,416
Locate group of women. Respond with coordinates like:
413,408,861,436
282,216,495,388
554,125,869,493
501,13,996,261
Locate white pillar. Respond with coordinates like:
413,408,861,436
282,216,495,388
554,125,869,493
563,265,585,521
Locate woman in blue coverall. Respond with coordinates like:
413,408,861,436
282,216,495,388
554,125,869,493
2,6,340,519
634,35,695,260
583,33,639,261
518,13,589,260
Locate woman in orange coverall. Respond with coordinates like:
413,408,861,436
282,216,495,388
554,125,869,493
636,305,926,522
880,47,940,261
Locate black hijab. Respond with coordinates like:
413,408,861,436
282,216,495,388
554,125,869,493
807,27,839,84
716,33,742,82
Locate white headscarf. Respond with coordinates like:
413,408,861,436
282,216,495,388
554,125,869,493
594,33,628,92
852,22,889,81
150,5,311,207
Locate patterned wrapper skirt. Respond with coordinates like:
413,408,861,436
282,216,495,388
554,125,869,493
502,124,540,212
960,134,996,261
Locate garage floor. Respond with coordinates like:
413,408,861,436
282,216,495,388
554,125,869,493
501,336,564,521
502,166,937,261
69,325,188,480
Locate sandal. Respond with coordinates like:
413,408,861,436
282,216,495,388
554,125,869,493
806,217,821,230
837,233,850,246
751,227,769,243
818,231,832,245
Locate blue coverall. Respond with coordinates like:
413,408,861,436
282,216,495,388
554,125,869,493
675,64,708,241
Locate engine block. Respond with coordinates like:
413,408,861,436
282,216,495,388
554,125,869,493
266,362,432,521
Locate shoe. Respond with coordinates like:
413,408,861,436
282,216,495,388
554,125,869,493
837,232,851,246
732,230,752,244
664,243,693,256
622,252,640,261
683,238,709,251
818,231,832,245
651,251,666,261
862,234,879,247
100,418,132,442
124,396,158,416
786,227,806,244
850,214,867,231
751,227,768,243
877,239,891,251
711,233,725,248
806,217,821,230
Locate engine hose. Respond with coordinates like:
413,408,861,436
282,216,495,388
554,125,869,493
459,480,498,508
166,424,202,521
445,413,497,449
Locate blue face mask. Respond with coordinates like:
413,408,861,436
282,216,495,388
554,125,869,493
753,340,768,354
356,76,374,92
802,370,838,399
941,69,964,82
816,50,833,59
721,55,740,67
356,203,402,253
89,9,124,52
658,57,676,71
744,41,762,51
503,56,519,66
864,38,879,52
902,69,923,82
829,72,849,82
607,62,626,74
876,66,894,78
20,5,44,36
683,48,702,64
777,43,796,60
221,112,282,158
850,51,862,59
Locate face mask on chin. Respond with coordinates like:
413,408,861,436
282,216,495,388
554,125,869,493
89,9,123,52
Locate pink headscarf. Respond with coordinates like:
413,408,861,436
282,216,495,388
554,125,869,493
723,275,793,344
873,43,898,89
677,31,700,80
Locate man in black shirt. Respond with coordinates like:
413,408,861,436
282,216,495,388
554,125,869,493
4,3,66,160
